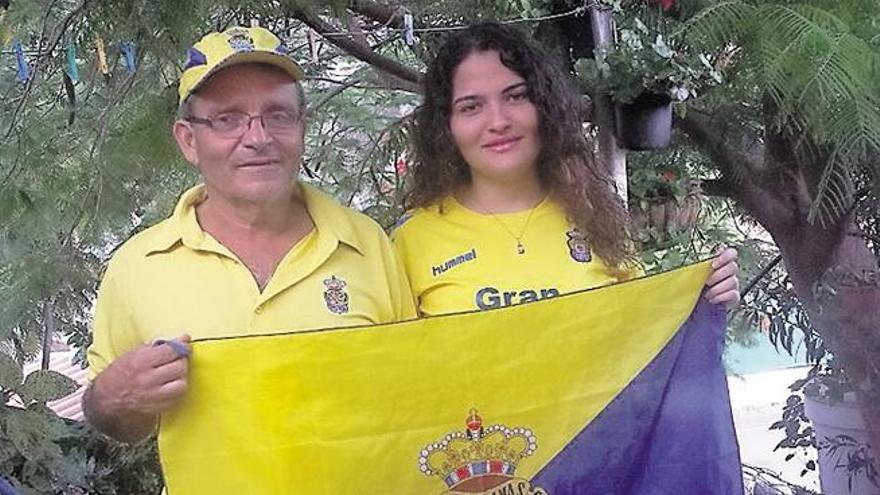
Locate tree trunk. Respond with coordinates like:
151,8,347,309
41,299,56,370
680,109,880,467
775,225,880,462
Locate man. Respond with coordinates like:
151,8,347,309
83,26,416,443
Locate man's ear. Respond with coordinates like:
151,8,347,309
173,120,199,167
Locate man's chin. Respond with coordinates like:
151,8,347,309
214,180,298,205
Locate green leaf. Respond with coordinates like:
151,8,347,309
652,35,674,59
4,408,64,463
27,403,72,441
19,370,78,405
0,425,18,462
574,58,602,89
0,352,23,393
672,101,688,119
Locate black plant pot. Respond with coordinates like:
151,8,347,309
614,92,673,151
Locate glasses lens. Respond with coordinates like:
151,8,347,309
212,113,248,134
204,111,300,136
264,111,300,131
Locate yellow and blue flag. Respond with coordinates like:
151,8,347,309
159,261,743,494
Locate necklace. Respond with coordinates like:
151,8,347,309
487,201,540,255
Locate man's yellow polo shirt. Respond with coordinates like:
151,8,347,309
392,196,639,316
87,182,416,377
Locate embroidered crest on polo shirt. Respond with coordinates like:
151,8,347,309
323,275,350,314
566,228,592,263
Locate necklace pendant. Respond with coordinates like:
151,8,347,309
516,241,525,255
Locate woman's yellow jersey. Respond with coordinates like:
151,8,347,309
392,196,638,316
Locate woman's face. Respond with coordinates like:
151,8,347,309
448,50,541,186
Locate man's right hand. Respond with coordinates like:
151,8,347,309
84,334,192,443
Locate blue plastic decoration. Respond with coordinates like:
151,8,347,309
120,41,136,74
13,40,29,82
66,42,79,81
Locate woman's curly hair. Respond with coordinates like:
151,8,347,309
407,22,634,268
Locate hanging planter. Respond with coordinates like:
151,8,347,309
614,92,672,151
574,4,725,151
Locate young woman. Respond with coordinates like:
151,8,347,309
392,22,738,316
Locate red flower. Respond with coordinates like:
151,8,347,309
649,0,674,11
395,156,408,176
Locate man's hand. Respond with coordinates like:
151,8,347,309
705,247,740,308
84,334,191,443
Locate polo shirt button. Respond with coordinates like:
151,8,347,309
255,305,263,314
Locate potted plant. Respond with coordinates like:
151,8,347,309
738,247,880,494
626,148,702,248
575,9,723,150
774,359,880,494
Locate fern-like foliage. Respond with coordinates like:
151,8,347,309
676,0,757,51
679,0,880,224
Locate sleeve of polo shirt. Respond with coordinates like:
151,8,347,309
87,262,141,379
389,223,420,317
385,235,418,321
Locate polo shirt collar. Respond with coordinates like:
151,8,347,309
144,182,365,256
298,182,365,256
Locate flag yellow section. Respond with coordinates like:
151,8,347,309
159,262,711,494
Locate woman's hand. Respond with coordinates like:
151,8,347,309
705,247,740,308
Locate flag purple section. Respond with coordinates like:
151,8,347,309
532,299,743,494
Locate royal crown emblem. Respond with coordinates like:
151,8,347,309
418,409,547,494
323,275,349,314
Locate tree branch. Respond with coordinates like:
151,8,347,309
348,0,404,28
346,14,420,94
41,299,56,370
288,6,423,90
741,254,783,298
308,78,363,115
676,109,761,180
675,108,796,228
3,0,88,139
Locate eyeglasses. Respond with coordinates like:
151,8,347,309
186,110,302,137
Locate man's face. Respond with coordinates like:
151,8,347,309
173,64,305,205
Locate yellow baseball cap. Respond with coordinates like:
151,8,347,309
178,26,305,105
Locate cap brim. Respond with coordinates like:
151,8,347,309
187,51,305,99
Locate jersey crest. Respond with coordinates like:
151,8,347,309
566,228,591,263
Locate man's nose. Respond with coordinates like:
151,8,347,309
241,115,272,146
